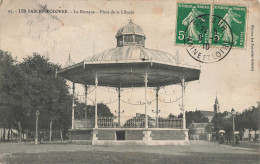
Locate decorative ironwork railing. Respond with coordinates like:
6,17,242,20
158,118,183,128
123,117,145,128
123,117,156,128
73,117,183,129
98,117,115,128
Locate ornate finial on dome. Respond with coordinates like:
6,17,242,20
64,54,75,68
129,18,133,23
175,50,186,65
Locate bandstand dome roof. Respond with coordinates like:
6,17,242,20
85,46,178,64
58,21,201,88
116,20,145,38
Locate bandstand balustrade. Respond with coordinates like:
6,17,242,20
73,117,183,129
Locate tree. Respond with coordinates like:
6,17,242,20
18,53,72,140
235,110,246,133
235,106,259,142
168,113,178,119
0,50,32,141
0,50,17,140
250,106,259,141
186,111,209,128
75,102,114,119
241,106,260,142
0,51,117,141
212,111,233,134
212,107,260,142
178,111,209,128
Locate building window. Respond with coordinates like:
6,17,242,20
135,35,144,45
136,35,141,44
117,36,123,46
124,35,133,43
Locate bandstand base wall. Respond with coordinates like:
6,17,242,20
68,128,189,145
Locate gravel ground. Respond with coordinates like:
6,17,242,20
0,141,259,164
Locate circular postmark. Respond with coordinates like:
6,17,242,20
184,14,233,63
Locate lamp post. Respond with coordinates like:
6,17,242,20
154,86,160,128
35,110,40,145
231,108,235,145
84,85,88,120
114,110,124,127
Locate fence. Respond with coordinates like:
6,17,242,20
158,118,183,128
73,116,183,129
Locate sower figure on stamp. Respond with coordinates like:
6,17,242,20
220,8,242,45
182,6,204,41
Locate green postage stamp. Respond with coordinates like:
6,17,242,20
176,3,211,45
176,3,247,48
212,5,247,48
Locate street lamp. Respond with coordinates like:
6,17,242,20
114,110,124,127
35,110,40,145
231,108,235,145
83,107,88,120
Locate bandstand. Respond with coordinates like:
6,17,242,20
57,20,200,145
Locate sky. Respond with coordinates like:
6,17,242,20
0,0,259,120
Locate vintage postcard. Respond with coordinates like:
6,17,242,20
0,0,259,163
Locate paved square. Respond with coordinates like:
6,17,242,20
0,141,259,163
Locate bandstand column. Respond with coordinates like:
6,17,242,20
181,78,186,129
84,85,88,120
118,87,121,127
95,73,98,128
72,82,75,129
156,86,160,128
144,71,148,128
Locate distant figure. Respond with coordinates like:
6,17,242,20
39,131,43,143
235,134,239,144
219,133,224,144
226,133,231,144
